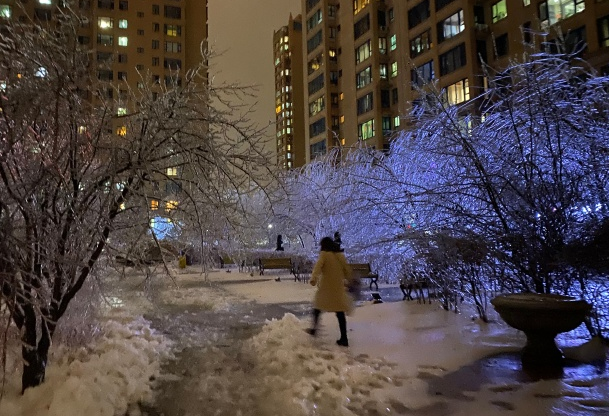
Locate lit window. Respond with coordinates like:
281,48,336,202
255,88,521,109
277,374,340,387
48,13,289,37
390,61,398,77
0,5,12,18
165,200,178,212
39,0,52,4
78,126,87,134
390,34,397,51
358,119,375,140
118,37,128,46
119,203,125,211
445,78,470,105
117,107,127,116
539,0,585,28
394,116,400,127
166,167,178,176
150,200,159,211
35,67,47,78
118,19,128,29
98,17,113,29
492,0,507,23
116,126,127,136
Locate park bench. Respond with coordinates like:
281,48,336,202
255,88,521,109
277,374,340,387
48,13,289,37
349,263,379,291
293,259,315,283
259,257,296,279
400,273,436,304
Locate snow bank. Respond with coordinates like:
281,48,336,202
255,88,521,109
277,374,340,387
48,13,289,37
0,317,171,416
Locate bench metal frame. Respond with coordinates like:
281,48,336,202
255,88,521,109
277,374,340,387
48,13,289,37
349,263,379,291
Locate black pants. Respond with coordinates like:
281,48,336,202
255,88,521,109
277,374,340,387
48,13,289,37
312,309,347,341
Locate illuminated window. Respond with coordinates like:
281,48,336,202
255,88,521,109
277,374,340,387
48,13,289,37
118,37,128,46
394,116,400,127
118,19,128,28
39,0,52,4
539,0,585,28
165,200,178,212
0,5,12,18
150,200,159,211
166,167,178,176
358,119,375,140
354,0,370,15
117,107,127,116
165,24,181,36
98,17,113,29
390,61,398,77
116,126,127,136
438,10,465,43
119,203,126,211
492,0,507,23
78,126,87,134
390,34,397,51
444,78,470,105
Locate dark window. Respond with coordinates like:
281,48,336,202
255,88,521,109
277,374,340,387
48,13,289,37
119,0,127,10
307,9,322,32
117,53,127,63
523,21,532,43
495,34,508,58
357,92,373,115
389,8,394,22
152,57,160,66
97,51,113,62
97,34,113,46
153,23,160,32
354,13,370,39
164,5,181,19
137,11,144,17
137,29,144,35
78,35,90,45
136,64,144,71
378,10,386,28
152,40,159,49
118,71,127,80
310,139,327,159
473,5,485,24
165,76,182,86
565,26,587,55
164,58,182,69
330,71,339,85
97,70,113,81
392,88,398,104
79,0,91,9
165,181,182,194
411,60,435,87
381,90,390,108
308,74,324,95
309,118,326,138
307,30,323,53
410,29,431,58
152,4,159,14
34,8,51,20
599,16,609,48
382,116,392,134
137,47,144,53
98,0,113,9
356,66,372,89
306,0,320,14
408,0,430,29
436,0,456,11
439,43,466,75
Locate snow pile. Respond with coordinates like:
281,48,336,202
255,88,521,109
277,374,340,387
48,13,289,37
245,313,406,415
0,317,171,416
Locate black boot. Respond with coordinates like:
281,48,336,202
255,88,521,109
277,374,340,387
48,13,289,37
336,312,348,347
306,309,321,337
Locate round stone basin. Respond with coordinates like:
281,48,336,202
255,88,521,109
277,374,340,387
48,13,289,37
491,293,592,370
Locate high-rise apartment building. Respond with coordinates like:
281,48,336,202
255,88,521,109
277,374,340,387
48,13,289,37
281,0,609,167
0,0,208,105
273,14,306,169
0,0,208,213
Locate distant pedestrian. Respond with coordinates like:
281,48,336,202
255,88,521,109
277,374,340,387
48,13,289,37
333,231,343,252
276,234,284,251
306,237,354,347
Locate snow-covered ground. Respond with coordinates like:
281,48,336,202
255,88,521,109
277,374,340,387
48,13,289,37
1,267,608,415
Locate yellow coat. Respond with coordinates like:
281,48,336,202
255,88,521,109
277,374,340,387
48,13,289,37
310,251,353,313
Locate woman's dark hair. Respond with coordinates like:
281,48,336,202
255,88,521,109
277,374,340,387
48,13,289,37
320,236,340,252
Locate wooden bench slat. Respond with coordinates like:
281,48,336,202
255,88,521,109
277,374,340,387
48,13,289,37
348,263,379,291
259,257,295,277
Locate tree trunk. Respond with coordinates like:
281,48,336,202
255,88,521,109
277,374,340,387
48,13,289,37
20,308,52,393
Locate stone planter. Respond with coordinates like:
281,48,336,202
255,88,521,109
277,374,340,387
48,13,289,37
491,293,591,369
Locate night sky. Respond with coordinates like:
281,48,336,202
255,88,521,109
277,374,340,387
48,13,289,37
209,0,301,146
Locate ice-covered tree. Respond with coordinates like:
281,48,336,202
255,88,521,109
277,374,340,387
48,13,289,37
0,9,272,391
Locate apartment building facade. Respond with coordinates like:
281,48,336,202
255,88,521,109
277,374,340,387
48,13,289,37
273,14,306,169
282,0,609,166
0,0,208,212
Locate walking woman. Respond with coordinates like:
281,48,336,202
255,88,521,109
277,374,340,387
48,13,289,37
306,237,354,347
